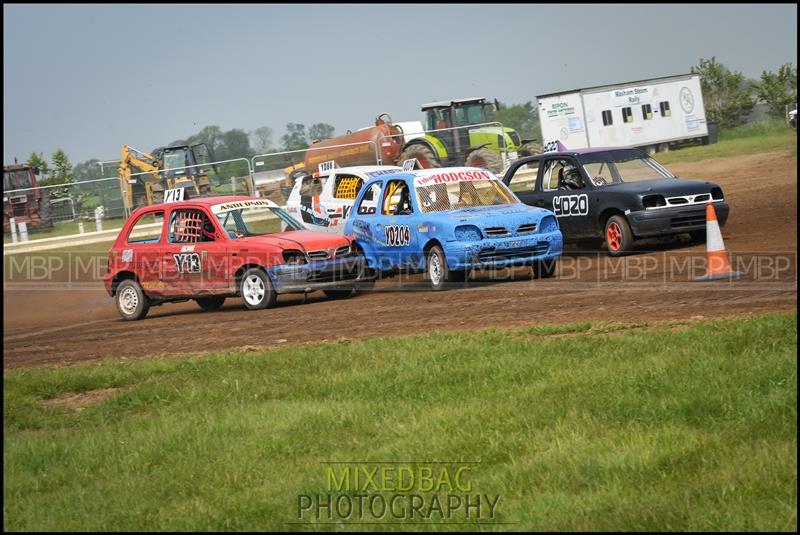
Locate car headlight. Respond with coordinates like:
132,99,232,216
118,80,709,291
643,194,667,208
454,225,482,241
538,215,559,233
282,249,307,264
710,187,724,200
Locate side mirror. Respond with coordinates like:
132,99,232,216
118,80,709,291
494,99,501,112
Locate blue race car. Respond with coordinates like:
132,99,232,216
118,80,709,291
343,167,563,290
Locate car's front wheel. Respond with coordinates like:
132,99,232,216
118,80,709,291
532,259,558,279
426,245,464,291
240,267,277,310
605,215,634,256
115,279,150,321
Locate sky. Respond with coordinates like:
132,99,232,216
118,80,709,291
3,3,797,167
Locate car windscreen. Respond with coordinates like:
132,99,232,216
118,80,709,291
577,149,673,186
415,179,517,213
214,205,304,238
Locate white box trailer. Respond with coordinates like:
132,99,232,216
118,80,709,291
537,74,709,153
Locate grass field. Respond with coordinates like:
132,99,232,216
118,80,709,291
655,120,797,165
4,313,797,531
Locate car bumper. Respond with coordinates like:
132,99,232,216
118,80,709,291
628,201,729,238
447,230,564,271
103,273,114,296
267,255,368,293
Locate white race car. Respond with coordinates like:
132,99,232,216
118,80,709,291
285,164,402,233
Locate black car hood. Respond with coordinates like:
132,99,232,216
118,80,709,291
600,178,717,195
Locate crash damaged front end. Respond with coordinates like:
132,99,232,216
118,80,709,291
267,254,369,294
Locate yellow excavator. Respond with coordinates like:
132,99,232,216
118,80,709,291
118,144,216,214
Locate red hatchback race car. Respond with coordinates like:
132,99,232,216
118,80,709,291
103,196,368,320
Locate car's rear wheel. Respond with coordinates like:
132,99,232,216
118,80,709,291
116,279,150,321
240,267,276,310
605,215,634,256
323,288,354,300
196,296,226,311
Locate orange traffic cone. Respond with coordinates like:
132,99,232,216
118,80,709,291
695,202,742,281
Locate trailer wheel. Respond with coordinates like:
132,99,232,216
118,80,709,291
518,141,542,157
398,144,440,170
465,147,503,173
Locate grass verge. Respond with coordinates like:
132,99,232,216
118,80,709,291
655,120,796,165
3,313,797,531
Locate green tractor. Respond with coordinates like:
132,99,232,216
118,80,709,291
396,97,541,174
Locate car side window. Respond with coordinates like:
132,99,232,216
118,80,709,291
541,159,569,191
507,160,540,193
168,209,215,243
299,175,326,197
382,179,412,216
355,183,382,215
126,211,164,244
333,173,364,200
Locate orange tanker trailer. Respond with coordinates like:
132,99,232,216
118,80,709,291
304,113,406,171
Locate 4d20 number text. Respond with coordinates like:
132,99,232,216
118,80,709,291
553,194,589,217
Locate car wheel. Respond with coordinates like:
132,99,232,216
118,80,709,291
240,267,276,310
689,229,706,243
464,147,503,174
532,259,558,279
323,288,354,300
426,245,457,291
196,296,226,311
605,215,634,256
115,279,150,321
398,144,440,170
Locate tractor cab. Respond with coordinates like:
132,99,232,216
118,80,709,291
421,97,497,159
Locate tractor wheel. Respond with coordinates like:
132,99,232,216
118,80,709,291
38,188,54,229
465,147,503,174
196,296,226,311
518,141,543,158
398,144,440,170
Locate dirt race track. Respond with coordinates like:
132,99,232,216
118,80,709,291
4,150,797,369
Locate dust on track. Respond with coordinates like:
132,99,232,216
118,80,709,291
4,150,797,369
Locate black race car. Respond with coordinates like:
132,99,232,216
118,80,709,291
502,147,729,255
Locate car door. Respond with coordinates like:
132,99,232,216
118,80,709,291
121,209,167,296
504,156,542,207
534,156,592,239
162,207,227,296
372,178,420,269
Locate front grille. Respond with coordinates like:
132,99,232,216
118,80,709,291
667,197,689,205
484,226,510,237
693,194,711,202
516,223,537,234
478,242,549,262
334,245,351,258
306,250,330,261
